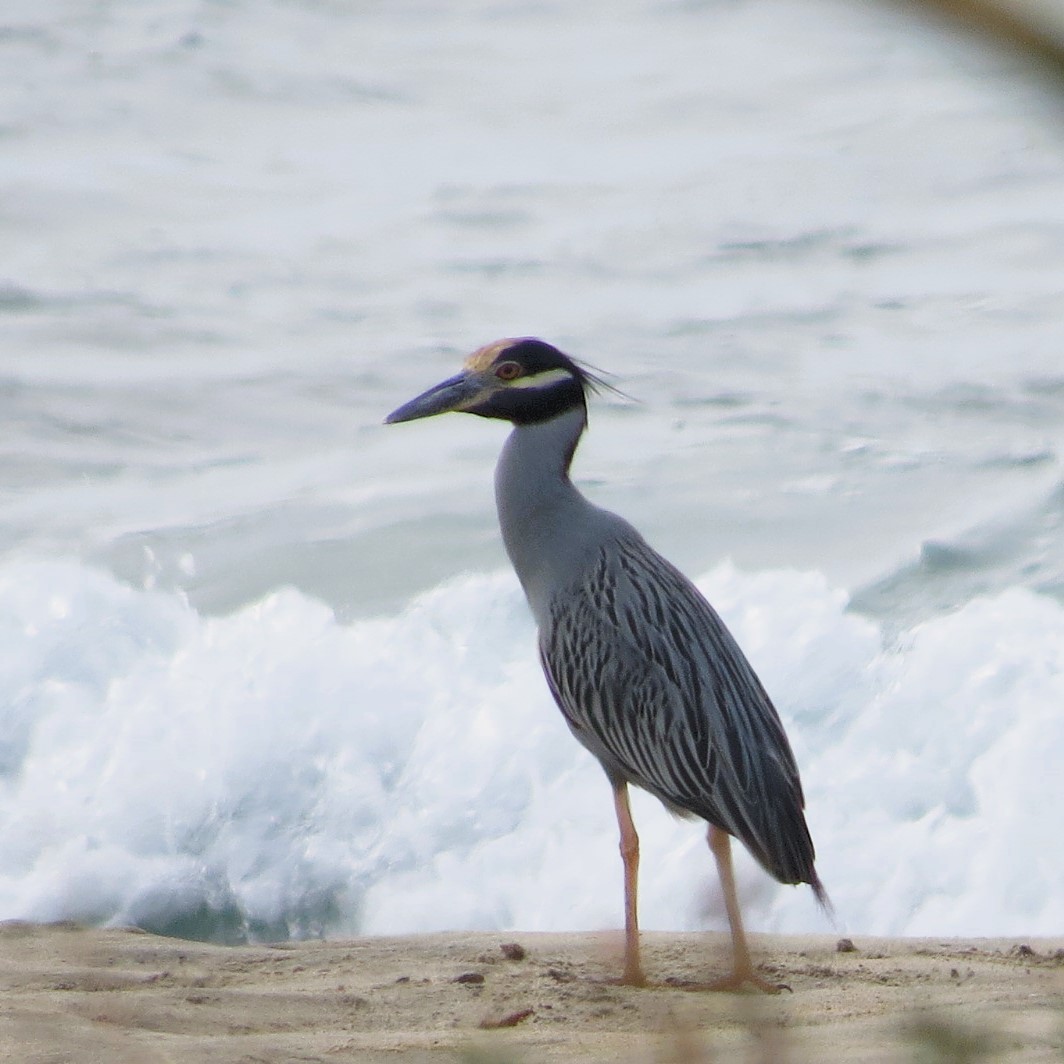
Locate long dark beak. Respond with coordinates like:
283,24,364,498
384,372,482,424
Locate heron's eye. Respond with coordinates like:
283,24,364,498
495,361,523,381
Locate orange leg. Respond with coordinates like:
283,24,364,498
707,825,780,993
612,783,646,986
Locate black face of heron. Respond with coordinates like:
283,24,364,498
384,338,602,427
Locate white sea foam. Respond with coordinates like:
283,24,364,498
2,558,1061,941
3,0,1064,947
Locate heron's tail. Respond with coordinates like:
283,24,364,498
808,869,834,921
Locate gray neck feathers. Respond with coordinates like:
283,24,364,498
494,405,598,625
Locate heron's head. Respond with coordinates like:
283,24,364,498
385,337,613,427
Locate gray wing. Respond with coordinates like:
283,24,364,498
538,530,819,890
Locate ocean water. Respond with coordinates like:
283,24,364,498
2,0,1064,943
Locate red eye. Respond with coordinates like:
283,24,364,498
495,361,523,381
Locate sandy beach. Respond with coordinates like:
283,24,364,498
0,922,1061,1062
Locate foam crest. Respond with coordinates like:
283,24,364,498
1,559,1061,941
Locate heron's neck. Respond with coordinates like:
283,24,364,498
494,405,590,617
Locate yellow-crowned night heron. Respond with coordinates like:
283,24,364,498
386,338,827,990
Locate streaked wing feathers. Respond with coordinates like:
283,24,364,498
539,531,818,888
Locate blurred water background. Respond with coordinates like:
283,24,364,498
2,0,1064,943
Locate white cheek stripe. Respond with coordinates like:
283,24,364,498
507,367,574,390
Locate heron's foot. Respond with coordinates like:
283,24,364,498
663,969,788,994
707,968,789,994
614,965,648,988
